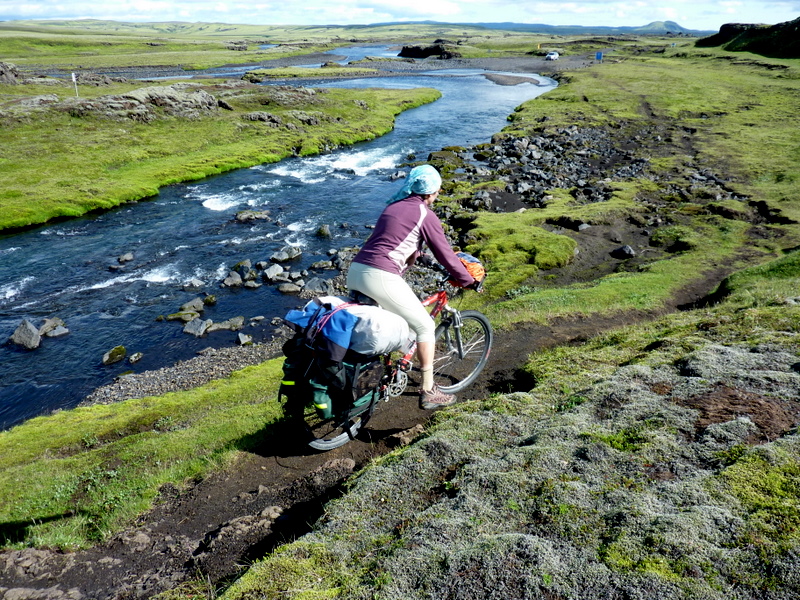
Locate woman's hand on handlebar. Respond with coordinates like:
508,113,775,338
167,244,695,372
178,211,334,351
447,277,485,292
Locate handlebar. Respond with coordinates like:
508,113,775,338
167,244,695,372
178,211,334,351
429,262,485,293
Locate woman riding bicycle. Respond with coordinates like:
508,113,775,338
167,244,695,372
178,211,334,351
346,164,478,410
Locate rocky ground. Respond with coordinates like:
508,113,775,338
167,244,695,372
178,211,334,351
1,49,792,599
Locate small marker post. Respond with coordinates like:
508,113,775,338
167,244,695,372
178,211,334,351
71,72,79,97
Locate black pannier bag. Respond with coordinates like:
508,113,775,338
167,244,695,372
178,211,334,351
279,305,384,420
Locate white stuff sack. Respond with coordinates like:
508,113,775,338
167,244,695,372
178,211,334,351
301,296,411,355
347,304,411,355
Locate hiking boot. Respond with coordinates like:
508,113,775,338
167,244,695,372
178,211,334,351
419,385,456,410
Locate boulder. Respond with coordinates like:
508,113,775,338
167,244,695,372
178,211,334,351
76,72,123,86
184,318,212,337
0,62,20,85
304,277,332,296
207,316,245,333
45,325,70,338
277,283,302,294
310,260,334,270
167,311,200,322
262,264,284,281
611,245,637,259
183,278,205,291
118,252,134,263
9,319,41,350
237,333,253,346
39,317,67,337
232,259,252,277
222,271,243,287
270,250,290,263
398,44,461,59
241,112,282,126
235,209,272,223
102,345,127,365
180,297,206,313
316,224,332,238
129,352,144,364
270,246,302,263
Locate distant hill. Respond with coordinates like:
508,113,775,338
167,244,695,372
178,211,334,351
380,20,715,36
0,17,716,38
696,17,800,58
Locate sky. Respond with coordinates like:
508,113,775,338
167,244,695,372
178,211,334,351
0,1,797,32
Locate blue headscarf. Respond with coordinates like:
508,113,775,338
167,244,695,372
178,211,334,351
388,164,442,203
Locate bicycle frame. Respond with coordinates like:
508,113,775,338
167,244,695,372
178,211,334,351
385,280,464,394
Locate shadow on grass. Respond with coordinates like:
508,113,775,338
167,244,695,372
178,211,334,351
0,513,82,546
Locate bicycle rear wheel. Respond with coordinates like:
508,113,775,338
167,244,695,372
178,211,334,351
433,310,492,393
294,403,370,451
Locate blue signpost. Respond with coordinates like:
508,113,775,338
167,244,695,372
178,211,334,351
596,51,604,62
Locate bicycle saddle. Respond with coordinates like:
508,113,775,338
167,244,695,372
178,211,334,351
348,290,380,306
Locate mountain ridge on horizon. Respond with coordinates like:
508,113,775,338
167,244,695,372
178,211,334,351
368,19,717,35
0,17,717,36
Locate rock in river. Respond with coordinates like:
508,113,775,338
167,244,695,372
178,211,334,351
9,319,41,350
103,345,127,365
184,318,212,337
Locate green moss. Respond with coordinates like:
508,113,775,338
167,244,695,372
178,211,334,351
720,448,800,552
465,212,577,298
649,225,702,252
583,427,650,452
0,84,440,230
0,359,285,549
218,542,349,600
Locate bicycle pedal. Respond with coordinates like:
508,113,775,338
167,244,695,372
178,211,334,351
397,358,412,372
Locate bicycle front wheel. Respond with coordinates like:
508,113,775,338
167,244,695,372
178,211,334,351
433,310,492,393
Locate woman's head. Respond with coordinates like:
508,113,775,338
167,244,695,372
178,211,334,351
389,164,442,203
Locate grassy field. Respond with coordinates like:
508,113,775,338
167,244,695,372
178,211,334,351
0,19,556,70
447,44,800,328
0,360,284,549
0,80,440,230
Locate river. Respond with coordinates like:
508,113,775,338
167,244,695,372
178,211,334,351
0,47,556,430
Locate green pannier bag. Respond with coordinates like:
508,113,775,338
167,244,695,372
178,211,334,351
279,333,384,420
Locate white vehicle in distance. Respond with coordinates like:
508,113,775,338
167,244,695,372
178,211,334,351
545,51,560,61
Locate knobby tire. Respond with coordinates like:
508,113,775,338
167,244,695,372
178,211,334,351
433,310,492,393
293,403,371,451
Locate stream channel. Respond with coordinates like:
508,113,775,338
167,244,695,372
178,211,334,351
0,46,556,430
